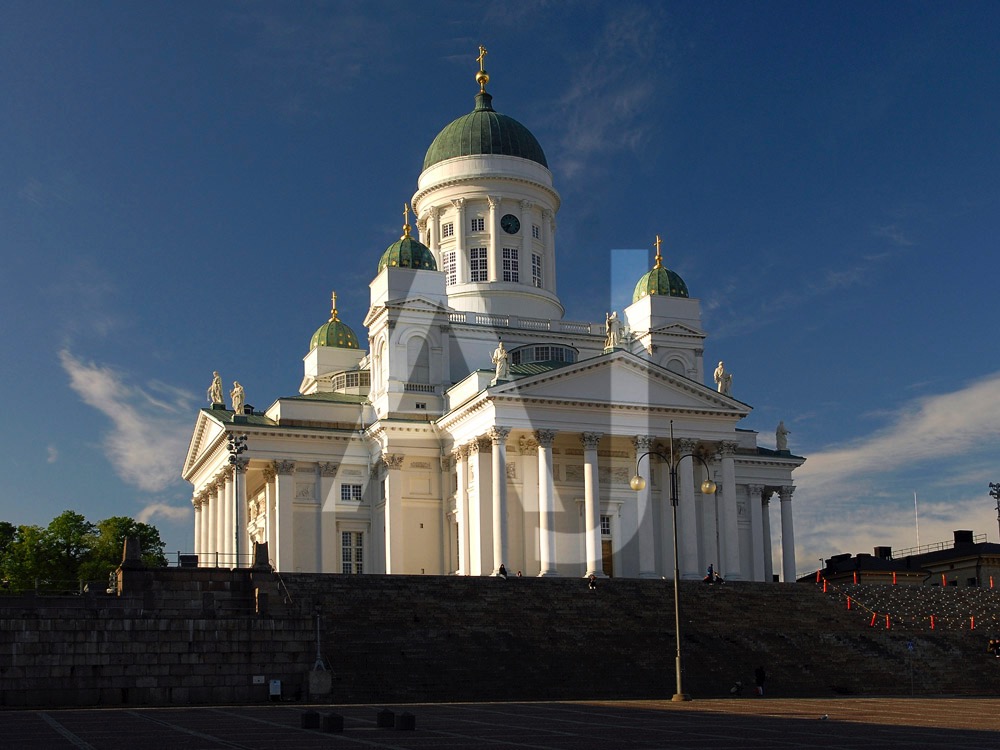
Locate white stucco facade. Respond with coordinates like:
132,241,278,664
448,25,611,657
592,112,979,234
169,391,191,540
182,64,804,582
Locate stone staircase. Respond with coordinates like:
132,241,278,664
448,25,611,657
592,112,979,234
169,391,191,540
280,574,1000,702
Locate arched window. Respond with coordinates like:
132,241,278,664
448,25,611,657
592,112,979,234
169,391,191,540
406,336,430,384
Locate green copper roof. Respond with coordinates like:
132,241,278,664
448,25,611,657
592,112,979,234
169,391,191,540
310,293,360,350
632,266,690,302
423,92,548,171
310,318,360,350
378,235,437,273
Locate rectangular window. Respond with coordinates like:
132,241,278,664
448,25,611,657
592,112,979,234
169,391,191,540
443,251,457,286
340,484,363,502
470,217,485,232
470,247,488,282
600,515,611,536
342,531,364,574
441,222,454,238
532,253,543,288
502,247,519,282
532,224,541,239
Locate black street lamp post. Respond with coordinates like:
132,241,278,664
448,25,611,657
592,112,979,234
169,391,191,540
990,483,1000,542
631,420,716,702
228,433,248,566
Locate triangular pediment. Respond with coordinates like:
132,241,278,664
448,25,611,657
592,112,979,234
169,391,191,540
491,350,748,416
182,410,228,479
649,321,704,337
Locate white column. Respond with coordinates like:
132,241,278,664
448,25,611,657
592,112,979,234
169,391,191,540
658,458,676,579
234,460,249,566
454,446,470,574
452,198,467,283
192,497,203,556
535,429,557,576
489,427,510,575
213,476,226,561
542,208,556,295
762,491,774,582
262,465,277,566
676,439,700,578
633,435,657,578
747,484,766,582
487,195,500,281
581,432,604,577
720,442,741,580
222,472,235,560
273,460,296,572
780,485,796,582
468,439,490,575
318,462,338,572
205,487,217,563
382,454,405,573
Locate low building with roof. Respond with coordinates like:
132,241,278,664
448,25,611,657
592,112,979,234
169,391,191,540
803,530,1000,587
182,50,805,581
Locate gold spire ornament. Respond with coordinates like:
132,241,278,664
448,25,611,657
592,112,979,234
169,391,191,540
330,291,339,321
402,203,413,239
654,235,663,268
476,45,489,93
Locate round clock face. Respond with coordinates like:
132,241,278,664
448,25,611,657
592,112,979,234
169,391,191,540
500,214,520,234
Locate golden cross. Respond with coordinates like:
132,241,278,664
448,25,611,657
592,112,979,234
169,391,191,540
330,291,338,319
654,235,663,267
477,46,487,71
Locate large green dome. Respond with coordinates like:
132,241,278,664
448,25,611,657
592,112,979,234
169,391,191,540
632,239,689,302
423,92,548,171
310,293,360,350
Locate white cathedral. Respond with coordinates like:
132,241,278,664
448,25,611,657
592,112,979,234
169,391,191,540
183,52,804,582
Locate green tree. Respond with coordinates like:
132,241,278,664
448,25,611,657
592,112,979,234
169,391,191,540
1,524,52,589
45,510,96,584
78,516,167,581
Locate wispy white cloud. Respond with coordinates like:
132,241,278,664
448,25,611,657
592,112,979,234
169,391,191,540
46,444,59,464
873,223,914,247
789,372,1000,572
137,502,191,525
59,350,195,493
549,5,666,180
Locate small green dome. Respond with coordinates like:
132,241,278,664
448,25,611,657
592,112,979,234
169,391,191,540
423,92,548,171
377,235,437,272
632,237,690,302
310,293,360,350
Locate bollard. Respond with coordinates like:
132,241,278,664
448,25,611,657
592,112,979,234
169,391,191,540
395,711,416,731
376,709,395,728
301,710,321,729
322,713,344,733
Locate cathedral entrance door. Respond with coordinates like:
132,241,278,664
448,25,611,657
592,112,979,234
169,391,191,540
601,539,614,577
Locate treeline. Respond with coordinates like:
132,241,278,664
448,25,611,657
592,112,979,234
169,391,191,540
0,510,166,591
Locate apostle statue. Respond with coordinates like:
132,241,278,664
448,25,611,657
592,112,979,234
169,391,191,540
231,381,245,414
492,340,510,380
714,361,733,396
776,421,790,452
207,371,224,405
605,311,624,350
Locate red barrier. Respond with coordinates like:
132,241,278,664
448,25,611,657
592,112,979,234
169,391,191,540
846,596,852,610
892,571,897,585
930,615,935,630
885,614,890,630
870,613,877,627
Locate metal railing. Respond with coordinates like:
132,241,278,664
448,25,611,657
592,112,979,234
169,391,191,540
166,551,256,569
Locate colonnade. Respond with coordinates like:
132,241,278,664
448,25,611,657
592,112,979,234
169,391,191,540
445,427,797,581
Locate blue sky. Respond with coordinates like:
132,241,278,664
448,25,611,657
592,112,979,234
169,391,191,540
2,1,999,575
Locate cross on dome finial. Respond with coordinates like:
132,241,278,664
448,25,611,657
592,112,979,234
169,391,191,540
475,45,490,93
654,235,663,268
330,291,339,321
402,203,413,239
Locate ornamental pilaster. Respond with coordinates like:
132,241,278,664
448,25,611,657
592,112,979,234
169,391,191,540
318,461,339,477
273,460,296,476
382,454,404,471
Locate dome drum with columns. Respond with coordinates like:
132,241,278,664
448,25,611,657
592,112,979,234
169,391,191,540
183,49,804,582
